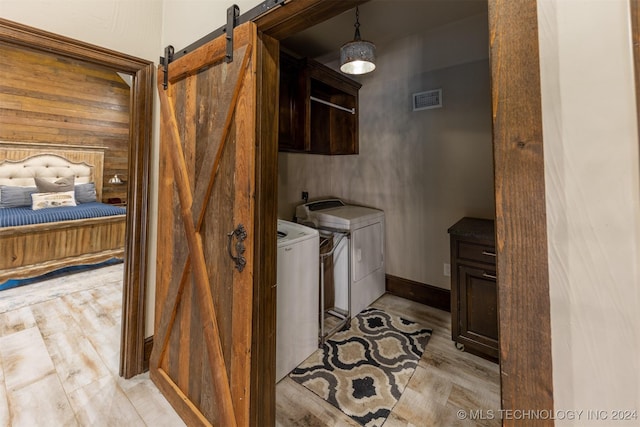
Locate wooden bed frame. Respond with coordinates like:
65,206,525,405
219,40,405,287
0,142,126,282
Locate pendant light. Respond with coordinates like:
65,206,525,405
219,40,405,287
340,6,376,75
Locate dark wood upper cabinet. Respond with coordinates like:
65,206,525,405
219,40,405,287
279,51,361,155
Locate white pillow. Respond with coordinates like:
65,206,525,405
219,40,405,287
34,176,75,192
31,191,77,210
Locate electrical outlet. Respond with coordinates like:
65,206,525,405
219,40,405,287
301,191,309,201
444,263,451,277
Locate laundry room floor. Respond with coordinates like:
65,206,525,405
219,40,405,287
275,293,501,426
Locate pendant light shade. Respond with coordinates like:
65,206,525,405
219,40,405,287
340,7,376,75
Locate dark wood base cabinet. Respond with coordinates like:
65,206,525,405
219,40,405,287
448,217,498,363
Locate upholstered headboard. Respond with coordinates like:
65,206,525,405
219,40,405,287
0,142,106,201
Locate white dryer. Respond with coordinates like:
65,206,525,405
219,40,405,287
276,219,319,382
296,199,385,316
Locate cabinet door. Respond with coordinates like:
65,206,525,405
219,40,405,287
457,264,499,356
308,77,358,155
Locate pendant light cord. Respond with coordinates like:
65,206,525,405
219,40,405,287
353,6,362,41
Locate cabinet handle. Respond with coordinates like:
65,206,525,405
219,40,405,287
482,250,496,257
482,272,497,280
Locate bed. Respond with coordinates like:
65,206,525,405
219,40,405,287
0,142,126,283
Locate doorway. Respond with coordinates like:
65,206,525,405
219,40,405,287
0,18,154,379
273,0,497,423
251,0,554,424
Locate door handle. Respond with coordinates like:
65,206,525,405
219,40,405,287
482,250,497,257
227,223,247,272
482,272,497,280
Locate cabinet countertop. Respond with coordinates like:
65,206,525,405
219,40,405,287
447,217,495,242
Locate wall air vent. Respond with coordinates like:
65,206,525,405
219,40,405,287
413,89,442,111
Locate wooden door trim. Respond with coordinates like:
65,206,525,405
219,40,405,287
0,18,153,379
250,31,279,427
487,1,554,420
253,0,554,424
255,0,368,40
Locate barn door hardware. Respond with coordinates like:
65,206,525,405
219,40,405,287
225,5,240,63
161,45,174,90
159,0,285,87
227,224,247,272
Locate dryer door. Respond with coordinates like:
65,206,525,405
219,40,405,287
352,222,384,282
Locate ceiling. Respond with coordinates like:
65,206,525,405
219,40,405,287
280,0,488,62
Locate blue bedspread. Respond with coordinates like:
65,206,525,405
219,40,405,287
0,202,126,227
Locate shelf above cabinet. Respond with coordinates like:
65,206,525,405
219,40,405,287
278,52,361,155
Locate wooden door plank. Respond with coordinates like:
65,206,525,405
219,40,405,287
151,79,187,371
153,80,179,374
191,45,251,229
177,74,198,392
150,256,191,368
152,118,191,372
157,84,237,427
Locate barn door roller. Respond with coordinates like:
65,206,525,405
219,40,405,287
160,0,285,90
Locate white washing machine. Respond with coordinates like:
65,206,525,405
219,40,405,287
276,219,319,382
296,199,385,316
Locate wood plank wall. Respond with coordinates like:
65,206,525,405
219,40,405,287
0,42,130,203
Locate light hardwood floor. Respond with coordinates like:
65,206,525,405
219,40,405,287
0,264,185,427
276,294,501,427
1,265,500,426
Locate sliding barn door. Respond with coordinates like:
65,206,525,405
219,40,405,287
151,22,257,427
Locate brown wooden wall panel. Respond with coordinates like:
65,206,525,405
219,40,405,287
0,42,130,203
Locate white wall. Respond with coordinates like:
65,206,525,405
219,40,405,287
161,0,260,48
0,0,162,62
278,13,494,289
538,0,640,423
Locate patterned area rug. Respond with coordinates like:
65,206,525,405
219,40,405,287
289,307,432,426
